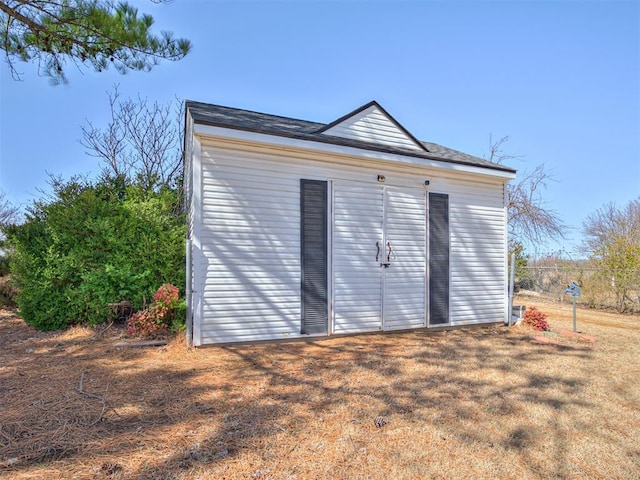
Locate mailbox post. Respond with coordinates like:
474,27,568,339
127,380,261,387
564,283,581,332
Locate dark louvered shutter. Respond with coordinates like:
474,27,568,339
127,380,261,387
301,180,328,335
429,193,450,325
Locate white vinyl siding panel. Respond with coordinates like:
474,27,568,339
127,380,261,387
190,134,204,345
191,134,509,344
198,149,302,344
445,177,507,326
322,106,423,152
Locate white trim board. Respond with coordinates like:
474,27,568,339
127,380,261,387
193,124,516,180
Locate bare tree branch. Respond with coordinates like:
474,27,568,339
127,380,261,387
487,135,565,246
80,87,130,178
0,189,20,226
80,86,184,191
507,164,564,244
486,134,523,165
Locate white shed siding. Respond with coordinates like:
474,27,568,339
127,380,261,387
443,176,507,325
190,135,204,345
191,136,509,344
322,105,423,152
198,148,302,344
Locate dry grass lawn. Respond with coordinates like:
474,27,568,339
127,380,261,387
1,297,638,479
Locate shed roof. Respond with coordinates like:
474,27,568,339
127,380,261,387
186,100,516,174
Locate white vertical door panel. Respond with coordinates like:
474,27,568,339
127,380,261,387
333,183,384,334
383,187,427,330
332,182,426,334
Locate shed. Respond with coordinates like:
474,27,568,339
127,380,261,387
184,100,516,346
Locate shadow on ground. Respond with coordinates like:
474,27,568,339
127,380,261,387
1,309,636,480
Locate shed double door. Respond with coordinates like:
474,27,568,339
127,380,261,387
333,182,426,334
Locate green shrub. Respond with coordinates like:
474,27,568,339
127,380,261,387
171,299,187,333
5,176,185,330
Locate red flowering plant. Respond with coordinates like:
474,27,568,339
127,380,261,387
153,283,180,315
523,306,551,332
126,283,180,338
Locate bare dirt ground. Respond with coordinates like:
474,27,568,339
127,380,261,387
1,297,638,480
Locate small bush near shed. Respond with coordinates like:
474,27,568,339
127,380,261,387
0,276,17,308
126,284,180,338
4,176,185,330
523,306,551,331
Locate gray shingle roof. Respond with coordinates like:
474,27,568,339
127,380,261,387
186,100,516,174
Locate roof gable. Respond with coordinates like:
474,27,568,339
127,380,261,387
185,100,516,175
318,101,428,153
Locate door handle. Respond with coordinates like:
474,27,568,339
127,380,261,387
378,241,390,267
386,241,392,263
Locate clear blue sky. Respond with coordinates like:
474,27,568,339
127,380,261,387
1,0,639,257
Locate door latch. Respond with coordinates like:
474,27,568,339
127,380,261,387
377,241,390,267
